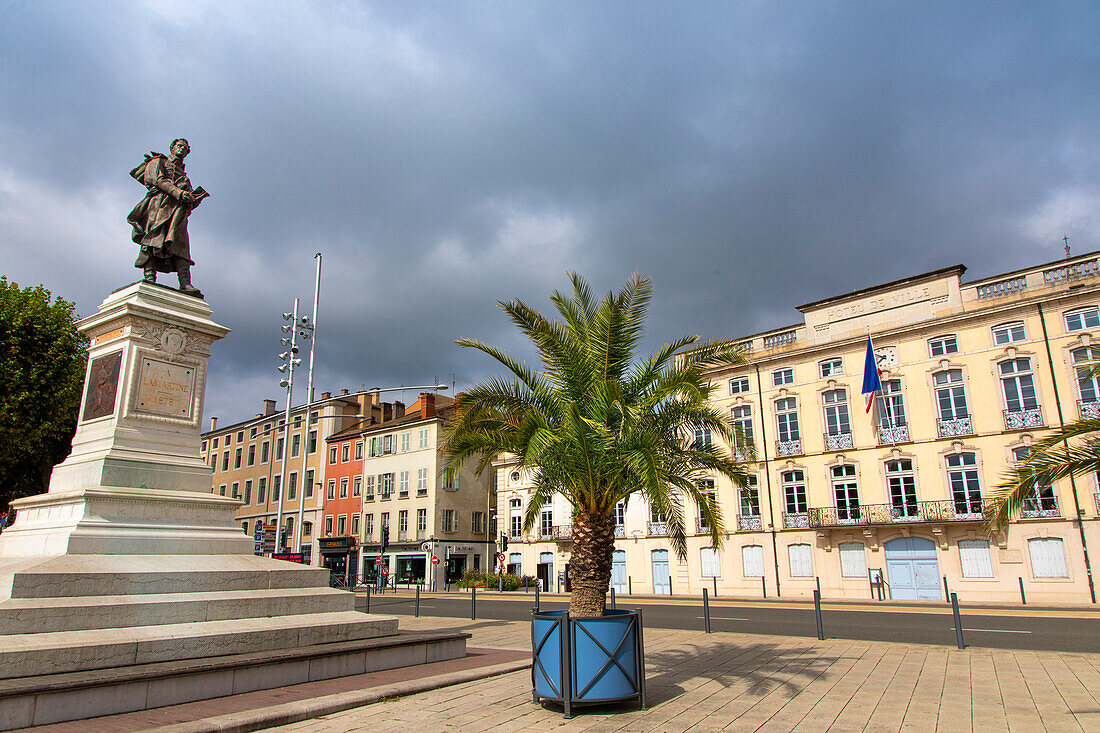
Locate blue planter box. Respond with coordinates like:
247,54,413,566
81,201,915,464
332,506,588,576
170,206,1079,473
531,608,647,717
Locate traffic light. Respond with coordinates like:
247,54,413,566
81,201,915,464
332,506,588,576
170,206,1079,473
380,526,389,556
499,531,508,553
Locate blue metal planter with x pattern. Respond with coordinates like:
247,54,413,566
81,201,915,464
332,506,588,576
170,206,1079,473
531,608,647,718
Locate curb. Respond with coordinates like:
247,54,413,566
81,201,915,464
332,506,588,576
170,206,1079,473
149,658,531,733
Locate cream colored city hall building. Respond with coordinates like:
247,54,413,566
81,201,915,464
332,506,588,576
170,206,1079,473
497,251,1100,604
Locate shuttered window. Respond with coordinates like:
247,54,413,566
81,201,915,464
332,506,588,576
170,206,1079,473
788,544,814,577
742,545,764,577
701,547,721,578
1028,538,1069,578
959,539,994,578
839,542,867,578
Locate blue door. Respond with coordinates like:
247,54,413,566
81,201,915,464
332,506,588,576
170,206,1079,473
612,550,628,594
885,537,941,600
651,549,671,594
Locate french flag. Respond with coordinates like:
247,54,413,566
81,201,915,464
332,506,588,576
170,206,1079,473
862,335,883,413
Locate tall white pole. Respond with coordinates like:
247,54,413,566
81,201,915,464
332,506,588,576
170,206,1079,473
274,298,299,552
296,254,321,561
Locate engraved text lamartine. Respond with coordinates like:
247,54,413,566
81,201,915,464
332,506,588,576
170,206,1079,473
136,357,195,419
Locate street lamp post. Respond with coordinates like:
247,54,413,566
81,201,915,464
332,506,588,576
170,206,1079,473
295,253,322,559
274,299,309,553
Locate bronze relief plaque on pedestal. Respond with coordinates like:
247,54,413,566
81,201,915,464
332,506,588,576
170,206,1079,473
82,351,123,421
135,356,195,419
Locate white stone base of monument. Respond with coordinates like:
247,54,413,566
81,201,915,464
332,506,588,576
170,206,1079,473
0,487,251,556
0,283,466,730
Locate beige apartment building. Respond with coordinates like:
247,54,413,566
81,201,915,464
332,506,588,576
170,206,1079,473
199,389,370,563
498,250,1100,604
323,393,496,588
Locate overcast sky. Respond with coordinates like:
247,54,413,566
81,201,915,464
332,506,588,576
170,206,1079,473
3,2,1099,426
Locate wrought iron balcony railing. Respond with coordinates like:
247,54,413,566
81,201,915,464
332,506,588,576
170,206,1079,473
362,533,374,543
553,525,573,541
937,416,973,438
648,521,668,536
416,529,428,540
775,438,803,457
782,512,809,528
738,514,763,531
614,525,625,538
696,517,711,534
823,432,854,451
1020,496,1060,519
806,500,986,528
877,424,910,445
397,530,408,541
1080,400,1100,420
1004,406,1044,430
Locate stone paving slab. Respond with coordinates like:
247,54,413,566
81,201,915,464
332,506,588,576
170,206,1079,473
268,616,1100,733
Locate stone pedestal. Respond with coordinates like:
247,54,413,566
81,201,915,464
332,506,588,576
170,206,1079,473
0,282,247,557
0,283,465,730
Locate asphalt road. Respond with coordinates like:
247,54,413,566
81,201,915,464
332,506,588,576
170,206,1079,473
357,593,1100,653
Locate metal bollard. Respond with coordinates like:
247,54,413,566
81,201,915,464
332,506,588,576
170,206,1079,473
472,586,477,620
1019,577,1027,605
365,586,371,614
813,589,824,640
669,576,673,596
535,583,540,612
415,585,420,617
713,575,718,598
761,575,767,599
951,592,964,649
629,576,632,595
815,576,821,595
703,588,712,634
943,575,950,605
610,588,616,609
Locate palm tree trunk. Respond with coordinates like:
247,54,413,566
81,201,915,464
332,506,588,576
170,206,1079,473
568,509,616,616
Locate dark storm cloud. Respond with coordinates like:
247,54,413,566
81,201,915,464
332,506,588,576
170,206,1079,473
2,2,1099,423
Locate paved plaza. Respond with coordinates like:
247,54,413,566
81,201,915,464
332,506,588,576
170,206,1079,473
20,614,1100,731
265,615,1100,732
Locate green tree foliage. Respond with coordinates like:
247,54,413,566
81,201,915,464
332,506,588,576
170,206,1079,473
0,277,88,509
445,273,749,616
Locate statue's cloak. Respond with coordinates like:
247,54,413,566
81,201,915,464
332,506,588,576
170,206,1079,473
128,152,194,270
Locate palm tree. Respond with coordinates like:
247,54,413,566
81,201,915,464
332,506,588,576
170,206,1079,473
444,272,750,617
989,415,1100,529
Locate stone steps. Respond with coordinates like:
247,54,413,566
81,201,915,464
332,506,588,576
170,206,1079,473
0,554,331,599
0,587,354,634
0,611,399,679
0,630,470,731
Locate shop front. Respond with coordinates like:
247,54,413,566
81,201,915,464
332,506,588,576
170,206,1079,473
318,536,357,588
394,554,427,585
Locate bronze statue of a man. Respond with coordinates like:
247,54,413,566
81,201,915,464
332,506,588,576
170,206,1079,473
127,138,209,298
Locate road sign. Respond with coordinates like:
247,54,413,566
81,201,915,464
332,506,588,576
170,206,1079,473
381,565,389,576
254,544,262,553
375,557,382,565
431,555,439,565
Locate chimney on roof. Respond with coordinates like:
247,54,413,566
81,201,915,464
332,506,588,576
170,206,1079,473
209,417,218,431
321,391,331,400
262,399,277,416
422,393,436,419
340,388,348,395
394,400,405,418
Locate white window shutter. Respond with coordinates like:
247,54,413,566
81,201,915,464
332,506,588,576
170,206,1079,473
1028,538,1069,578
788,544,814,577
839,542,867,578
959,539,994,578
742,545,764,577
701,547,721,578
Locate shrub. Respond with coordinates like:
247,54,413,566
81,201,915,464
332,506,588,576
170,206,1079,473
458,568,537,591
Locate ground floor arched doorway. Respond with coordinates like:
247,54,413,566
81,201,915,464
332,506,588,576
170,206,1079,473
884,536,941,600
